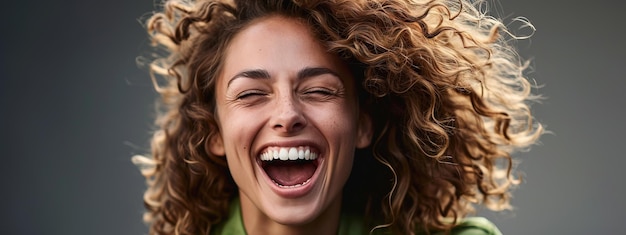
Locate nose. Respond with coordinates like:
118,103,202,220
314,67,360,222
270,93,307,133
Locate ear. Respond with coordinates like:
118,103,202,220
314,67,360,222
209,133,225,156
355,113,373,149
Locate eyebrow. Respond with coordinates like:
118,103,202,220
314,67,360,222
297,67,340,81
227,67,340,88
227,69,271,87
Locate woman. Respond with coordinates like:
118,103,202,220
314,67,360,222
133,0,543,234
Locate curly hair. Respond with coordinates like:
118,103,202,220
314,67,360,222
132,0,543,234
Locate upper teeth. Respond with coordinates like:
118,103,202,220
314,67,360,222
260,146,318,161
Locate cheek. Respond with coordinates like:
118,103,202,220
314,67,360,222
311,104,359,136
216,108,243,147
220,113,261,177
221,114,260,149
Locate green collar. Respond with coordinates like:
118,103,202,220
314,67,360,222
211,198,501,235
210,198,246,235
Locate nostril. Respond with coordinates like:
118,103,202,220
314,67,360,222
292,122,304,130
273,120,305,132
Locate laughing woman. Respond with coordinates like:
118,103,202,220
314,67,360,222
133,0,543,234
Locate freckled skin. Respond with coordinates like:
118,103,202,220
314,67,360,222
209,16,373,235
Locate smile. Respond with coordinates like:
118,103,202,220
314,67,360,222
259,146,320,189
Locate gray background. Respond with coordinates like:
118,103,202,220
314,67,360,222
1,0,624,234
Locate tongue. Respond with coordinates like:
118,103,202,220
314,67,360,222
265,161,316,186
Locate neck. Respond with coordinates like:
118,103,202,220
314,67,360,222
239,193,342,235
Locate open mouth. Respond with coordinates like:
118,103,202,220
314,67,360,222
260,146,319,188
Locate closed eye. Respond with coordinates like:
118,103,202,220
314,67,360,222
304,88,336,96
301,87,342,101
237,90,267,100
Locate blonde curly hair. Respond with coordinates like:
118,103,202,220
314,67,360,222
133,0,543,234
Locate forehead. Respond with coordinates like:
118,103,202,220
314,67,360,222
218,15,352,84
225,15,326,59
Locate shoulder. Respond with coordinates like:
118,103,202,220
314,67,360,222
415,217,502,235
343,215,502,235
445,217,502,235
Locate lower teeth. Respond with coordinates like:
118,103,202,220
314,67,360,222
272,178,311,188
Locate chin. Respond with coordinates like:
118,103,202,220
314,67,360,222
261,196,328,225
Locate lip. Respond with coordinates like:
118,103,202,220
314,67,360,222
255,140,324,198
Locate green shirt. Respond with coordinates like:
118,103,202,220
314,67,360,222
212,199,502,235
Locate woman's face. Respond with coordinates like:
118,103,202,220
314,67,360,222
210,15,372,225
